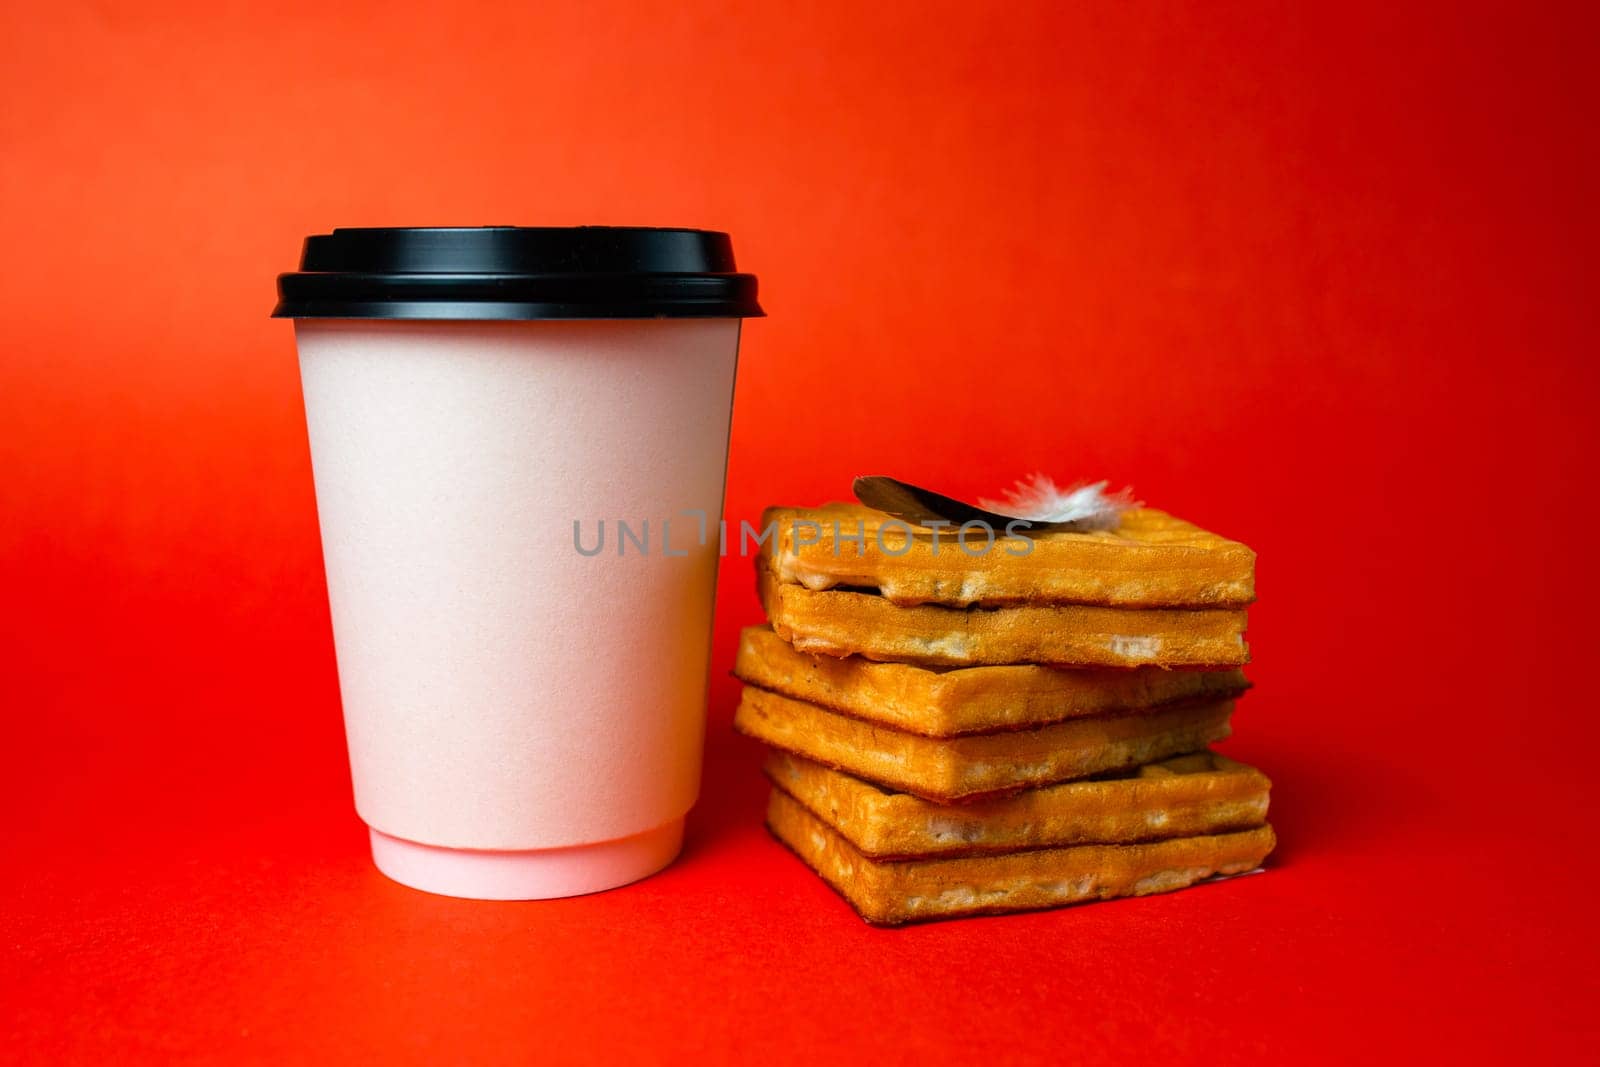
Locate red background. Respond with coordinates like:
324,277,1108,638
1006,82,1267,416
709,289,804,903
3,2,1596,1062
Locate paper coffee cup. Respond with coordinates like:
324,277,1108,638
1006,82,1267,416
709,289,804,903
273,227,762,899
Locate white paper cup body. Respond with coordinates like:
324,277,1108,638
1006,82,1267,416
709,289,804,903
294,318,740,899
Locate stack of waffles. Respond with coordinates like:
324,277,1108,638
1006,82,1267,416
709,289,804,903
734,503,1274,925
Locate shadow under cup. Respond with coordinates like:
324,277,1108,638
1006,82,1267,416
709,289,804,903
274,227,763,900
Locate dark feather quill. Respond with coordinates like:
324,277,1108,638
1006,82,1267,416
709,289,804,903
852,475,1128,533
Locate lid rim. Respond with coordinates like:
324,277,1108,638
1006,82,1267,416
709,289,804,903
274,225,763,321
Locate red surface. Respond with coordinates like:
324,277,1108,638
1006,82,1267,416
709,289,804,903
3,2,1596,1063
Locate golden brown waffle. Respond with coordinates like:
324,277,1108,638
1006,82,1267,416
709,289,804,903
735,625,1250,737
757,562,1249,668
764,749,1270,859
760,502,1255,608
734,685,1233,800
767,787,1275,925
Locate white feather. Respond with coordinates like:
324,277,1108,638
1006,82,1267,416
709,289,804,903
978,475,1138,530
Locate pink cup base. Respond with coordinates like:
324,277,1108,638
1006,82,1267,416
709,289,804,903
368,819,685,900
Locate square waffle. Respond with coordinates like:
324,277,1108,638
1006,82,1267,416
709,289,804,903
761,502,1255,608
767,786,1275,925
763,748,1270,858
758,562,1249,668
734,624,1249,736
733,685,1233,801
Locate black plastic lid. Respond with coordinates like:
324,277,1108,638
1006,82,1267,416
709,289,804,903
273,226,763,320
